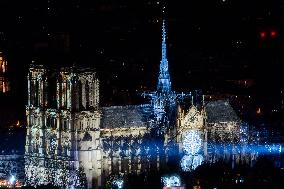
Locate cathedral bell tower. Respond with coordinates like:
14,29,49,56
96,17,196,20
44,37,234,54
25,65,101,189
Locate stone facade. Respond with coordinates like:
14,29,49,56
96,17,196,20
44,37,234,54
24,19,245,189
25,66,101,188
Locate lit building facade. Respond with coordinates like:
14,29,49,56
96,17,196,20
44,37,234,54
25,66,101,188
25,19,245,189
0,52,10,93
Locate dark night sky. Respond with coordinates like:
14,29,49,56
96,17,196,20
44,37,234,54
0,0,284,125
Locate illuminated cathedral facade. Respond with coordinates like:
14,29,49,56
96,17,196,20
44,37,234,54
24,19,246,189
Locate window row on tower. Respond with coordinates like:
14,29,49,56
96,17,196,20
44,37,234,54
27,65,99,111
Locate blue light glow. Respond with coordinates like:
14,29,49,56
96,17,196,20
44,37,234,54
208,143,283,156
180,154,204,172
161,174,181,187
240,123,249,144
182,130,202,155
9,175,16,184
113,178,124,189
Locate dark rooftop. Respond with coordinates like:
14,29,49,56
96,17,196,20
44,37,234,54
205,100,240,123
101,104,153,129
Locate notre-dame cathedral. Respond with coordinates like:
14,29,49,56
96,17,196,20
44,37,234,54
25,19,245,189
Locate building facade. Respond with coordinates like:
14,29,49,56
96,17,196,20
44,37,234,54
25,66,101,188
25,19,244,189
0,52,9,93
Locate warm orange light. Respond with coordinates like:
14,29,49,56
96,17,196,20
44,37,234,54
16,120,20,126
193,186,201,189
0,178,22,188
256,107,261,114
2,81,6,93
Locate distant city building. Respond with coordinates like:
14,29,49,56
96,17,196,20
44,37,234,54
25,18,258,189
0,52,10,93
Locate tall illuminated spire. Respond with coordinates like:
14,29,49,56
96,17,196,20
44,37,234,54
157,8,172,94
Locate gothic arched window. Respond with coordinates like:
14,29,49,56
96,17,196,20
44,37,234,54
35,80,39,106
47,117,56,129
78,80,83,110
85,81,90,109
49,136,57,155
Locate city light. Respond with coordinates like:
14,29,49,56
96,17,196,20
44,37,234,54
270,31,276,38
161,174,181,187
260,31,266,39
113,178,124,189
9,175,15,185
256,107,261,114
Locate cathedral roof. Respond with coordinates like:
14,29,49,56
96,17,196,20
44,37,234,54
101,104,153,129
205,100,240,123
